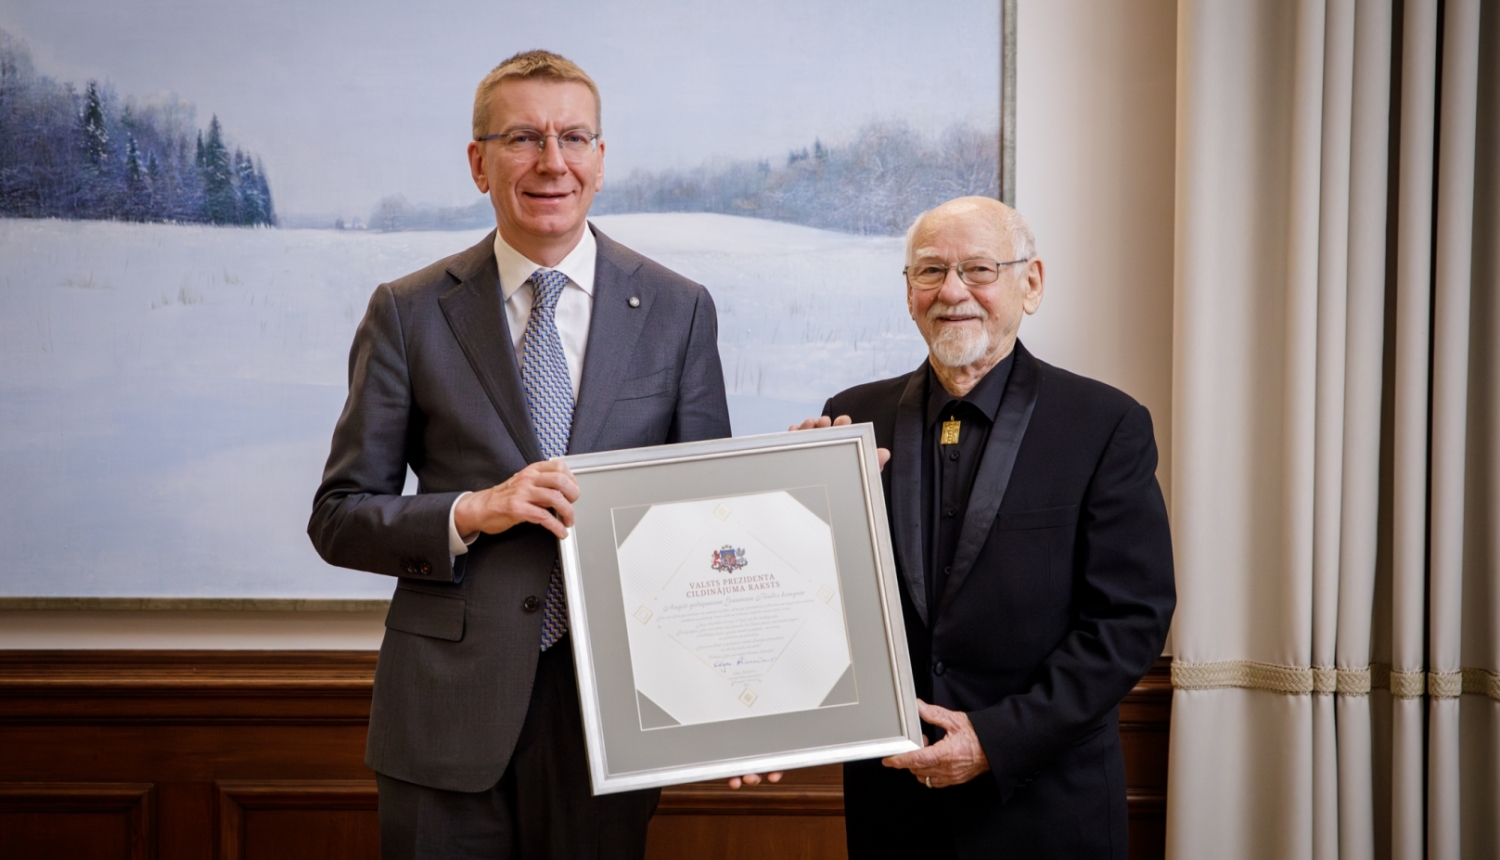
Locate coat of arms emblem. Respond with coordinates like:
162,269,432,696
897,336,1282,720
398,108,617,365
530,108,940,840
711,545,748,572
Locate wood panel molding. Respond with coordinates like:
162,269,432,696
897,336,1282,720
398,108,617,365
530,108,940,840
1128,789,1167,814
215,780,378,860
0,650,377,693
0,651,377,726
655,778,1171,820
658,781,844,816
0,781,155,860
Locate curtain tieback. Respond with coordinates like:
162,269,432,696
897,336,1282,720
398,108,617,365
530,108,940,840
1170,659,1500,701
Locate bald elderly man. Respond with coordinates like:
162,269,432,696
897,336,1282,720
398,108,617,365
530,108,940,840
801,197,1174,858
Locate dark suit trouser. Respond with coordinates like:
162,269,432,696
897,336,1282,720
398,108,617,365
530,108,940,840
377,638,660,860
843,758,960,860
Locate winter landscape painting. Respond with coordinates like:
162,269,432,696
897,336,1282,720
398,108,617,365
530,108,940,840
0,0,1002,598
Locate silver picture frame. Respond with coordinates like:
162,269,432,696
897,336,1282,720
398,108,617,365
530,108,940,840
559,424,921,795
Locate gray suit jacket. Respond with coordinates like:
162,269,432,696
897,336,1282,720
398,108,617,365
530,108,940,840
309,225,731,791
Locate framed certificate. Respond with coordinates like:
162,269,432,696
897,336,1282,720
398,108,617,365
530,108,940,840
559,424,921,794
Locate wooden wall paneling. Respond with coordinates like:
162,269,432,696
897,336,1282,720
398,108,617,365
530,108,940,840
0,651,378,860
215,780,379,860
656,771,843,815
0,650,378,724
648,765,846,860
0,651,1171,860
0,781,155,860
648,814,847,860
158,782,215,860
1119,661,1171,860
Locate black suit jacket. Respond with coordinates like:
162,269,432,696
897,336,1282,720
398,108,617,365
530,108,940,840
827,341,1174,859
308,225,730,792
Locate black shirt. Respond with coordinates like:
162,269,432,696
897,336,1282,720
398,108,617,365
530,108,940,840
920,352,1014,616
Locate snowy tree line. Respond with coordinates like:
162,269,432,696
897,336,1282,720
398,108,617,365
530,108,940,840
0,30,274,226
366,120,997,236
590,120,999,236
366,193,491,232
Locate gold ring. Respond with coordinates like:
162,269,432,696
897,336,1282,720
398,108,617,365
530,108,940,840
925,776,932,788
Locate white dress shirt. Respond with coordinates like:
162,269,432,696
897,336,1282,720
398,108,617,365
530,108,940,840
447,227,598,556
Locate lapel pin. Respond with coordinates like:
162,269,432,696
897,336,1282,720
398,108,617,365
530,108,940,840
628,296,640,308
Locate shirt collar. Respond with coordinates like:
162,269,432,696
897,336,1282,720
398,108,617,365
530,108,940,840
494,223,597,300
925,350,1014,428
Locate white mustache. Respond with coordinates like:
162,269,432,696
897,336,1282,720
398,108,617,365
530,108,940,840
926,300,988,322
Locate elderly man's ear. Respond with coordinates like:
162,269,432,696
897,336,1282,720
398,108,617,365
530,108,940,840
1022,257,1045,314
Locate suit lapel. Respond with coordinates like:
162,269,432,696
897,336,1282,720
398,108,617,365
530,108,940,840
891,367,930,628
438,231,543,466
569,225,650,455
938,341,1040,616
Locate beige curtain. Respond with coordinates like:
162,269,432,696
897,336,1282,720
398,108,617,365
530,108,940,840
1165,1,1500,858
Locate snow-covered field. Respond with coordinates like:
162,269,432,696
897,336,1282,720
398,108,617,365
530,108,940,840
0,214,925,597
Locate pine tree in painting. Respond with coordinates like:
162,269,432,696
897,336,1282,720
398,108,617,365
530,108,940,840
234,149,263,225
79,80,110,168
0,29,276,225
199,115,237,224
254,158,275,226
123,134,146,220
147,150,165,219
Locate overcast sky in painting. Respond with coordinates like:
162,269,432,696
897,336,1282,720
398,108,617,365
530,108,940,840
0,0,999,218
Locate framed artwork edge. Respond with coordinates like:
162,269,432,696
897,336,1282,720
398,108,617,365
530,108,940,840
4,5,1013,602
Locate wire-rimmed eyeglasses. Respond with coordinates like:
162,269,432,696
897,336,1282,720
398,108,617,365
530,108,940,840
475,128,601,162
903,257,1030,290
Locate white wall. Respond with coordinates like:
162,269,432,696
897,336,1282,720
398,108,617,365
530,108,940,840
1015,0,1178,503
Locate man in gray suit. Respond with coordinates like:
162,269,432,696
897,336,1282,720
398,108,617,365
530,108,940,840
309,50,730,859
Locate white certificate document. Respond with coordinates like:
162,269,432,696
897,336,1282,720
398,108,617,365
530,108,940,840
614,489,855,728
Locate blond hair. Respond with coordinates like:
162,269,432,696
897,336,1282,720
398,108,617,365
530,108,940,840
472,50,602,140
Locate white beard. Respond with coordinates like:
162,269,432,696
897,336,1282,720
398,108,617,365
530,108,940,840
926,301,991,368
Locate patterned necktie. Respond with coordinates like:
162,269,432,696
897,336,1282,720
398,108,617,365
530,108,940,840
521,268,574,651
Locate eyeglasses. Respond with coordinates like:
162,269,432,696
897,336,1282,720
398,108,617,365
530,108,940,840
475,128,600,161
903,257,1030,290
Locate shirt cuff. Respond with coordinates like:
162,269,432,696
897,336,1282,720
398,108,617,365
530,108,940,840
449,491,479,556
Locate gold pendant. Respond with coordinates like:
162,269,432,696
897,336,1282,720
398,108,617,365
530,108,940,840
940,419,961,445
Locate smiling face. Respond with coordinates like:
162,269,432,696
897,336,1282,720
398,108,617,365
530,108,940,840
906,198,1044,377
467,78,605,266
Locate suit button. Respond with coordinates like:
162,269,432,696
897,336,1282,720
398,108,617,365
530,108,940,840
949,450,959,461
523,596,540,612
944,508,956,518
419,563,431,575
933,661,946,676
